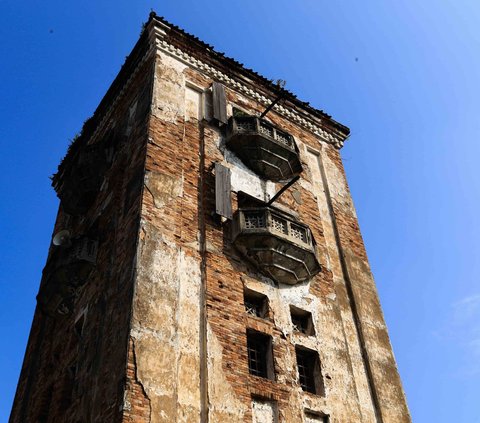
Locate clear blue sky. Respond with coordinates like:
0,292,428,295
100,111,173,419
1,1,479,421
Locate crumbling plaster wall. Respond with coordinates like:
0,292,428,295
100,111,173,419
130,221,202,423
304,148,378,422
126,42,410,423
125,50,204,423
320,146,411,423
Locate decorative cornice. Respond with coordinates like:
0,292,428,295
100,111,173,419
154,35,346,149
87,44,156,147
52,37,157,186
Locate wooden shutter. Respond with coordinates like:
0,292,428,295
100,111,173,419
212,82,228,125
215,163,232,219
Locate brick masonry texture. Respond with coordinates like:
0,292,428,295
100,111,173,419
10,14,410,423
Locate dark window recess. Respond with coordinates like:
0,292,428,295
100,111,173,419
244,289,269,318
290,306,315,336
232,107,250,117
305,411,329,422
247,330,274,380
296,346,323,395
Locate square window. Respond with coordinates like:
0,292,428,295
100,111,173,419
290,306,315,336
244,289,269,319
247,330,275,380
295,346,324,395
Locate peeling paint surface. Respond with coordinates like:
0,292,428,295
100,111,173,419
129,47,410,422
144,171,183,209
225,149,277,202
131,221,202,423
129,36,410,423
152,52,187,123
252,399,278,423
207,325,248,422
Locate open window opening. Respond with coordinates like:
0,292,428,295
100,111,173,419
246,330,275,380
295,346,324,395
290,305,315,336
244,288,269,319
305,410,329,423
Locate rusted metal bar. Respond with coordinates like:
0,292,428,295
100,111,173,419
259,94,284,119
267,175,300,206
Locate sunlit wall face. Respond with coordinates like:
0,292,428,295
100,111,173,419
1,2,479,423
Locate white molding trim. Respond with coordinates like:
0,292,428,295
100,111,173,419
154,34,346,149
84,29,346,150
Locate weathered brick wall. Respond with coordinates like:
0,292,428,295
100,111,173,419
124,39,410,423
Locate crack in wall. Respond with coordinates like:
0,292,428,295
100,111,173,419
132,338,152,423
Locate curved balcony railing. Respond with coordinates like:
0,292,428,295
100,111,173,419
232,207,321,285
37,237,98,316
226,115,303,181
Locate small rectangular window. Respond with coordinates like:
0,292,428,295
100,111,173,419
244,288,269,319
295,346,323,395
290,306,315,336
247,330,274,380
305,411,329,423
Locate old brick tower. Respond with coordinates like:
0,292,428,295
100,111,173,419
10,13,410,423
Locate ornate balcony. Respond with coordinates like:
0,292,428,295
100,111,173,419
226,115,303,181
232,207,321,285
37,237,98,316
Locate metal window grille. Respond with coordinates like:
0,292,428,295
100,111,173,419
244,290,268,318
245,300,261,317
290,306,314,335
292,315,308,334
247,332,270,378
296,349,318,393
